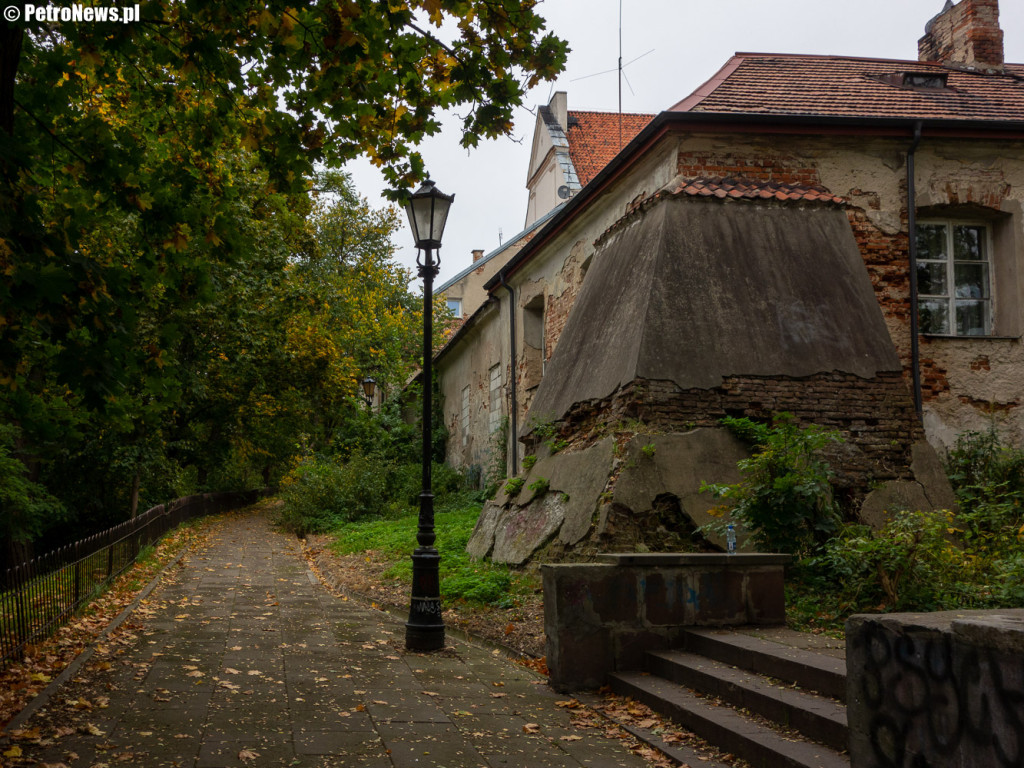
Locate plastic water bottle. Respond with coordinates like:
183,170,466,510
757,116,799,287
726,523,736,554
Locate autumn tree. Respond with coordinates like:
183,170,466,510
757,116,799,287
0,1,567,552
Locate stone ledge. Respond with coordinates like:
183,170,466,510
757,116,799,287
847,609,1024,767
544,557,788,691
596,553,792,566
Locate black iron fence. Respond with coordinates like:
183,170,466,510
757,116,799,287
0,489,269,670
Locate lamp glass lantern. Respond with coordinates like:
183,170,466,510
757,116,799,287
360,377,376,409
404,180,454,250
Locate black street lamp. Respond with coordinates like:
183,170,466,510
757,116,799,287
360,377,377,410
404,179,454,652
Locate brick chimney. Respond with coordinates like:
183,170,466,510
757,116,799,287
919,0,1004,73
471,249,484,263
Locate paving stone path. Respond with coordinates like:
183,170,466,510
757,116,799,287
17,510,649,768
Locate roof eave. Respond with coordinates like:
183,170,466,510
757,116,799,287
485,111,1024,291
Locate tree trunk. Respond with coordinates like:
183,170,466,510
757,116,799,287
129,470,141,519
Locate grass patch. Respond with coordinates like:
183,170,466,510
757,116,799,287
330,492,536,608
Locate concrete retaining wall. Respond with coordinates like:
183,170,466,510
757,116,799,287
847,609,1024,768
543,553,789,691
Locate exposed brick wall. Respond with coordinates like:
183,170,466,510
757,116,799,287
544,241,588,363
549,373,925,505
845,206,955,401
937,168,1011,209
919,0,1003,72
847,206,910,326
676,151,821,187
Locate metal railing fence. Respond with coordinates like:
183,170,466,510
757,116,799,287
0,489,268,670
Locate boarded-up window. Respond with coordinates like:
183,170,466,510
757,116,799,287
488,365,502,434
523,294,545,388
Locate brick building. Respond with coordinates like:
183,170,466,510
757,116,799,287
437,0,1024,559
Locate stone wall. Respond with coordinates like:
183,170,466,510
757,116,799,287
543,554,788,691
556,373,925,505
847,609,1024,768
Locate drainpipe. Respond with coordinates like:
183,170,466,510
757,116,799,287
906,121,924,421
499,274,519,476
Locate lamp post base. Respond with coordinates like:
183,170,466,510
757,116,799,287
405,547,445,651
405,619,445,651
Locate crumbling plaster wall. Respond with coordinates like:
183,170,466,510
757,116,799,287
507,140,681,432
437,301,505,475
675,133,1024,451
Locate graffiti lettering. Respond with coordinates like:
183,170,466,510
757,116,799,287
850,620,1024,768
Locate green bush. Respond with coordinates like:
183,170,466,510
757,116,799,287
805,510,968,611
276,451,466,536
944,429,1024,546
786,430,1024,631
946,428,1024,497
701,414,842,555
0,424,66,544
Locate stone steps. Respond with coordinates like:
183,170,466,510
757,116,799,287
609,628,850,768
646,650,848,751
683,628,847,699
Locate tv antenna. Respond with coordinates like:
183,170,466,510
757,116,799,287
570,0,653,150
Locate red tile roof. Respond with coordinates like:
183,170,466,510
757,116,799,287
662,176,846,205
673,53,1024,122
566,110,654,186
599,175,845,247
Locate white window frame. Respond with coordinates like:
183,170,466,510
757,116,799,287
446,298,462,317
916,219,993,337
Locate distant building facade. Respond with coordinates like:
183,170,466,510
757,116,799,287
436,0,1024,553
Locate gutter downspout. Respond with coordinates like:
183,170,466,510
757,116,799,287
499,274,518,476
907,120,924,421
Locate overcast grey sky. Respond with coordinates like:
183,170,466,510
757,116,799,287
344,0,1024,288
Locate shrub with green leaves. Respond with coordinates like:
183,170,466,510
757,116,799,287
503,477,525,498
786,430,1024,632
527,476,549,498
276,451,464,536
944,428,1024,545
804,510,968,611
0,424,66,545
701,414,842,555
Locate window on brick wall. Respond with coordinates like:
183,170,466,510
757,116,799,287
488,364,502,434
522,294,546,388
916,220,992,336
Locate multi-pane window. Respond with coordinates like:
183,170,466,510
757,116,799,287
916,221,991,336
488,364,502,434
460,386,470,446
